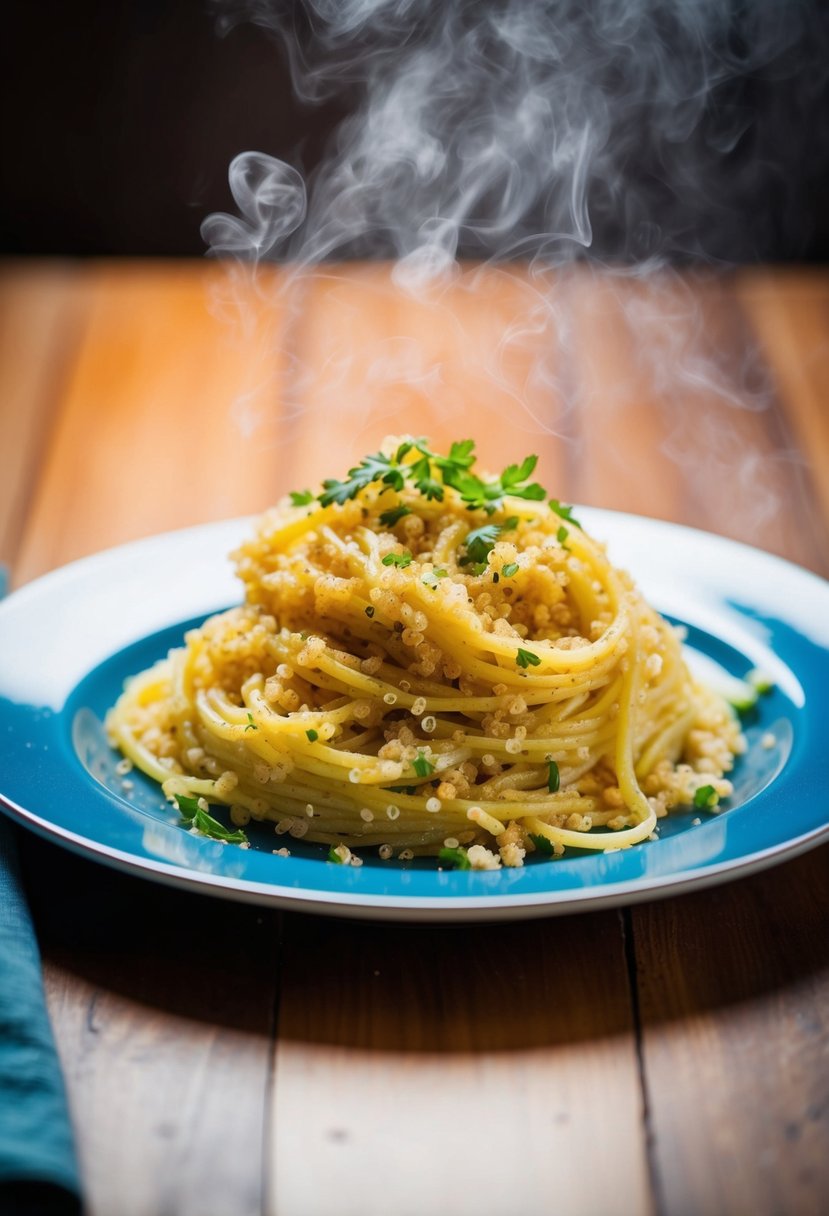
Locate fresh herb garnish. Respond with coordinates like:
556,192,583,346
379,504,411,527
550,499,582,529
421,569,448,590
547,760,560,792
364,605,375,618
174,793,248,845
444,455,545,513
305,729,319,742
460,517,519,569
388,785,418,795
516,648,541,669
381,551,413,569
529,832,555,857
327,846,345,864
316,440,545,516
244,712,257,732
289,489,314,506
501,562,519,578
320,450,407,507
556,525,569,544
438,845,471,870
693,784,719,809
412,750,435,778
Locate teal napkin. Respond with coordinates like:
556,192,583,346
0,822,82,1214
0,563,82,1214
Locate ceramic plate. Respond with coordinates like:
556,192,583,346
1,511,827,921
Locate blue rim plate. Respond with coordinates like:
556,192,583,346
1,511,828,922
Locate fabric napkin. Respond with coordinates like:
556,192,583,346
0,565,82,1215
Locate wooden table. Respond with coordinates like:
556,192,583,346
1,259,828,1216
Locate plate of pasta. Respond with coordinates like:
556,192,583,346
1,438,828,920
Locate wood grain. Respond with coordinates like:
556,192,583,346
0,261,92,573
13,260,288,585
633,846,829,1216
269,913,651,1216
2,261,828,1216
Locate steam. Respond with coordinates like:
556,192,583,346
205,0,828,269
199,0,829,566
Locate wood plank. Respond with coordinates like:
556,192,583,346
14,260,288,585
4,262,289,1216
567,269,827,572
23,839,279,1216
0,261,92,574
587,267,829,1215
281,263,573,497
736,269,829,567
633,845,829,1216
269,912,652,1216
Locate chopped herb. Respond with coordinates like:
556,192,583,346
460,516,519,568
412,750,435,778
693,784,719,809
550,499,582,529
174,794,248,844
244,712,257,732
516,647,541,669
438,845,471,870
327,846,345,864
421,568,448,590
529,832,555,857
364,605,375,618
381,551,413,568
173,793,200,816
502,562,519,578
319,450,407,506
547,760,560,792
316,440,548,518
557,524,569,544
289,489,314,506
379,504,411,527
388,785,417,795
305,729,319,742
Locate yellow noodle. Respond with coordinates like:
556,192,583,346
107,439,743,868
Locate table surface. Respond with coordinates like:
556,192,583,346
1,259,828,1216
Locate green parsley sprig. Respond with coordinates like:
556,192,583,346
313,439,548,517
174,793,248,845
460,517,519,572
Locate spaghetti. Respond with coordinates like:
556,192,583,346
107,438,743,869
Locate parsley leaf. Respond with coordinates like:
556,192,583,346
378,504,411,527
693,784,719,809
516,648,541,669
438,846,471,870
460,516,519,567
174,794,248,845
410,455,444,502
556,524,569,545
381,551,413,569
547,760,560,793
529,832,555,857
502,562,519,578
412,750,435,778
305,729,319,742
174,793,200,816
319,451,405,506
550,499,582,529
289,489,314,506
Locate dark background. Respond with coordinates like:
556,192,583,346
1,0,828,262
